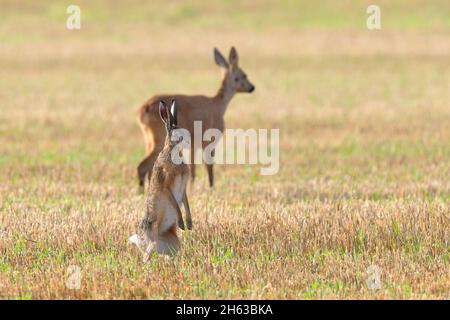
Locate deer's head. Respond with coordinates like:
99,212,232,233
214,47,255,94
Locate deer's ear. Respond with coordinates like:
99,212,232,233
159,101,169,125
214,47,229,69
229,47,239,67
170,99,178,127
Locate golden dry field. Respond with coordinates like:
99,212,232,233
0,0,449,299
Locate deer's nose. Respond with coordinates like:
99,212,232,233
248,85,255,93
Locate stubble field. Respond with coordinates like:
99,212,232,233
0,0,449,299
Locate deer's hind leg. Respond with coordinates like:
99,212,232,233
137,149,160,192
142,221,159,262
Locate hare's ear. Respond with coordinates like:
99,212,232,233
170,99,177,127
159,101,169,125
214,47,229,69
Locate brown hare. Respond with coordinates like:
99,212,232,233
129,99,191,260
137,47,255,192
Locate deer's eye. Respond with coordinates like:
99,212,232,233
234,77,239,82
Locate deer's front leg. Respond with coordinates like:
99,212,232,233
189,147,196,183
203,140,217,188
182,191,192,230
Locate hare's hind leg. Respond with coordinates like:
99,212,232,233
166,189,185,230
159,225,180,255
143,220,160,262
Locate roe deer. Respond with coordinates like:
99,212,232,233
129,100,192,259
137,47,255,191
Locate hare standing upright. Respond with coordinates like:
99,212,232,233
137,47,255,191
129,99,191,260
